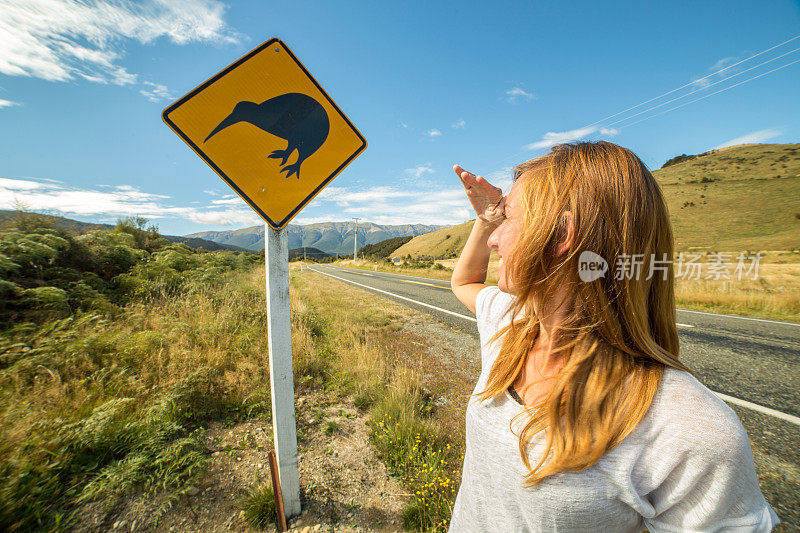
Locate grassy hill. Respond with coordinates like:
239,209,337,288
393,221,474,259
395,143,800,257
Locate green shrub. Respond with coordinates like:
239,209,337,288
241,482,277,529
0,368,222,531
0,252,20,276
22,286,71,316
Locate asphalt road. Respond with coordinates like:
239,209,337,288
307,263,800,525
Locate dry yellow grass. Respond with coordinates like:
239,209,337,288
675,261,800,321
337,255,800,323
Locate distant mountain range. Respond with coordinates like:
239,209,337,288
0,210,251,253
187,222,445,255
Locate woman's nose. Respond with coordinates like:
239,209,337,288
487,226,500,250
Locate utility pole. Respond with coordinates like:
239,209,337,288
353,218,359,262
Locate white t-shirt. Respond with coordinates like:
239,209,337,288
449,285,779,532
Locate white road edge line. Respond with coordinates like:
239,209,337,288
714,392,800,426
328,266,800,327
309,266,799,426
308,266,477,322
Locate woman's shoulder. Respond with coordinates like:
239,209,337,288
634,368,749,456
476,285,514,325
617,368,779,531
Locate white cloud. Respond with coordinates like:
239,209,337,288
399,121,408,128
405,164,434,179
710,56,738,71
139,81,173,102
309,185,473,226
0,99,20,108
294,215,351,225
203,189,219,196
525,126,597,150
0,175,264,227
0,176,477,229
426,128,442,138
186,209,260,226
505,86,535,103
0,177,48,190
691,56,740,90
0,0,238,100
210,196,246,206
714,128,782,149
525,125,619,150
451,118,466,129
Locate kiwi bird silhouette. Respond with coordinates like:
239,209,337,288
203,93,329,179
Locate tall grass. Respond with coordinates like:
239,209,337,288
2,254,466,531
290,271,462,531
0,264,270,531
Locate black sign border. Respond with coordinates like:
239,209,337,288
162,37,367,230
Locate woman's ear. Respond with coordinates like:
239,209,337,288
556,211,575,256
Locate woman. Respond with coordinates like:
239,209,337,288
449,142,778,532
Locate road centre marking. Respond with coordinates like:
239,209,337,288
308,266,798,427
342,269,374,276
332,267,799,328
676,323,694,328
401,279,451,290
329,265,453,283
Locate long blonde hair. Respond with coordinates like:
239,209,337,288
478,141,689,486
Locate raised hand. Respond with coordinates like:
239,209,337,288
453,164,505,225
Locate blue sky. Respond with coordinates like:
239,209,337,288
1,0,799,236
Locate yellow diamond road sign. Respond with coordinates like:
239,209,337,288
162,38,366,229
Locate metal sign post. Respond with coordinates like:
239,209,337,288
264,225,300,516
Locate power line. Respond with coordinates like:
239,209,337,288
606,46,800,128
584,34,800,128
472,34,800,189
619,56,800,129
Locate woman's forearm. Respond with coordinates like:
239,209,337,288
452,218,498,287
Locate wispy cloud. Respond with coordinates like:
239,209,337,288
505,86,535,103
1,176,477,228
309,185,473,226
399,121,408,129
405,164,434,179
691,56,739,89
0,0,239,100
293,215,351,225
484,166,515,193
525,125,618,150
714,128,782,149
0,99,20,108
0,175,262,227
401,163,436,188
451,118,466,129
139,81,173,102
186,209,260,226
210,196,246,206
426,128,442,138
